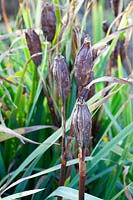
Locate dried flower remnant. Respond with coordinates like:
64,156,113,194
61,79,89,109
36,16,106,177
41,3,56,42
25,29,42,66
53,54,70,101
71,98,92,149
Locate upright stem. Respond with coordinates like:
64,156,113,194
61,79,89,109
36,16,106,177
79,147,86,200
58,99,67,200
37,68,59,127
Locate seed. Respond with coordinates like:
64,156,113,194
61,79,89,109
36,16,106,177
71,98,92,148
25,29,42,66
53,54,70,100
75,38,93,88
41,3,56,42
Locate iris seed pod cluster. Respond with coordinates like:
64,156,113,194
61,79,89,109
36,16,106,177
53,54,70,100
25,29,42,66
41,3,56,42
71,98,92,148
75,38,94,101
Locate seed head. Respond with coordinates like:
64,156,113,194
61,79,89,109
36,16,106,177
75,38,93,88
71,98,92,148
41,3,56,42
53,54,70,100
25,29,42,66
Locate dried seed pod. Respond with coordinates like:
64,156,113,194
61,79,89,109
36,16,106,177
41,3,56,42
110,0,123,17
75,38,93,88
25,29,42,66
53,54,70,100
71,98,92,148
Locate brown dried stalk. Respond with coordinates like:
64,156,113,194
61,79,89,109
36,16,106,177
79,147,86,200
1,0,12,32
53,54,70,198
37,69,59,127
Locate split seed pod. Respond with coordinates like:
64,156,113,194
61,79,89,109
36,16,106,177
75,38,93,88
25,29,42,66
41,3,56,42
53,54,70,100
71,98,92,148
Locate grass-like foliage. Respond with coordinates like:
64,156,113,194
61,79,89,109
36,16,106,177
0,0,133,199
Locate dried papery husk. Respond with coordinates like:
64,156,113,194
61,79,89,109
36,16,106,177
75,38,93,88
25,29,42,66
110,0,123,17
71,99,92,148
53,54,70,100
41,3,56,42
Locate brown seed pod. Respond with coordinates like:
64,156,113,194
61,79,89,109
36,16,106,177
75,38,93,88
110,0,122,17
41,3,56,42
25,29,42,66
53,54,70,100
71,98,92,148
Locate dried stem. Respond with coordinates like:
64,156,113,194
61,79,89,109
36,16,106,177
79,147,86,200
58,99,67,200
37,68,59,127
1,0,12,32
